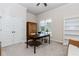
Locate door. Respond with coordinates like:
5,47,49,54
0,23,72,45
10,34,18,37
1,16,26,47
27,22,37,36
1,16,14,47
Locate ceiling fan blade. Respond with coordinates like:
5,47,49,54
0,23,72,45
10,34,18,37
37,3,40,6
44,3,47,7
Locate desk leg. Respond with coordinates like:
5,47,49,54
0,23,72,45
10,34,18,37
42,38,43,42
27,39,28,48
49,35,50,44
34,45,36,54
34,39,36,54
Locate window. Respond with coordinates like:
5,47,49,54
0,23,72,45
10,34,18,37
64,17,79,45
39,19,52,35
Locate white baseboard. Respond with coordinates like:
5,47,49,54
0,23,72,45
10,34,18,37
51,39,63,44
2,40,26,47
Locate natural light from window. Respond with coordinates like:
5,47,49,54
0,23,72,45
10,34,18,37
39,19,52,36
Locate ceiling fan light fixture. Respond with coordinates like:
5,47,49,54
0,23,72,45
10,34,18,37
36,3,40,6
36,3,47,7
44,3,47,7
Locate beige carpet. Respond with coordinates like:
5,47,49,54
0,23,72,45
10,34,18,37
1,40,68,56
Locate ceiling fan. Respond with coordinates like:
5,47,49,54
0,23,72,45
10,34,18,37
36,3,47,7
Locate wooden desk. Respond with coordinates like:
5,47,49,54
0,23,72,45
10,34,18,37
27,33,50,54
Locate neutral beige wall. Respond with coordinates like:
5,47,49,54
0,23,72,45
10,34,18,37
27,12,37,23
37,3,79,43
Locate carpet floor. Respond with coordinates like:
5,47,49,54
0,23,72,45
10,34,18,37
2,40,68,56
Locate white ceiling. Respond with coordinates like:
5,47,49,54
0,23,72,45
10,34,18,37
20,3,66,15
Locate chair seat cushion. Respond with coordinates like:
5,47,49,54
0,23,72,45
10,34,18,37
68,44,79,56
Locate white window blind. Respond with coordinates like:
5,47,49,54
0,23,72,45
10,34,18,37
64,17,79,45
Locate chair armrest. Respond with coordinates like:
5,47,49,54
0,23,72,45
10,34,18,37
68,39,79,56
69,39,79,47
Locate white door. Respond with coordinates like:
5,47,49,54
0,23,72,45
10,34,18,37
12,17,24,44
1,16,26,47
1,16,14,47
